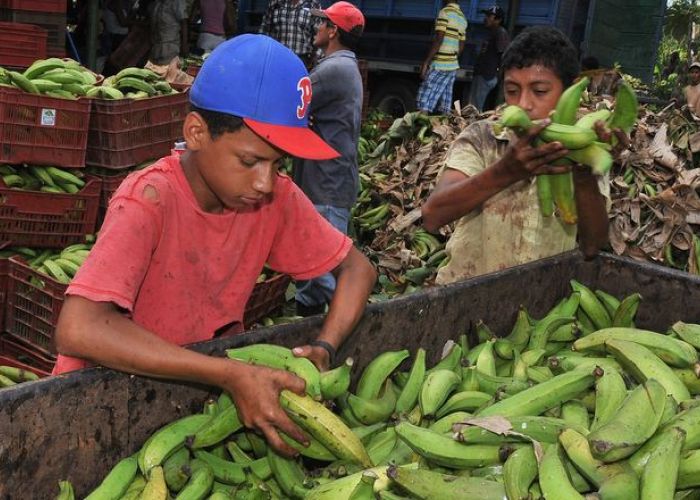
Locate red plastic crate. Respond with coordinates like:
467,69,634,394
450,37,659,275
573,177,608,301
0,10,65,55
0,86,92,167
185,65,200,77
5,256,65,358
0,334,54,373
0,353,50,377
0,174,101,248
0,0,65,12
0,21,47,67
92,169,130,227
243,273,291,328
99,171,129,208
86,90,190,169
6,254,289,355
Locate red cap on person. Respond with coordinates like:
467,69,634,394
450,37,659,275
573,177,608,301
311,1,365,35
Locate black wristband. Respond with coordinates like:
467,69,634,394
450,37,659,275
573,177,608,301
310,340,336,365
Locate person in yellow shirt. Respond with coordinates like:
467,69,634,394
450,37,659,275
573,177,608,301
416,0,467,114
684,61,700,117
422,26,614,284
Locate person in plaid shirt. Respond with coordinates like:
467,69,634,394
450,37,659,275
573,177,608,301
259,0,321,68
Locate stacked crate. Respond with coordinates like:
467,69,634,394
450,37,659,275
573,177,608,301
0,21,46,67
0,0,66,57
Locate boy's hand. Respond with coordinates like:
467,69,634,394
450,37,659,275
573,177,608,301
500,120,570,179
593,120,630,154
225,362,309,457
292,344,330,371
420,62,429,80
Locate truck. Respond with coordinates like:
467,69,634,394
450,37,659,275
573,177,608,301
237,0,666,115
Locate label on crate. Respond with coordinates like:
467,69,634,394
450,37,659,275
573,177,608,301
40,108,57,127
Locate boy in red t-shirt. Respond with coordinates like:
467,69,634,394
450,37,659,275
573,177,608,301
53,34,377,456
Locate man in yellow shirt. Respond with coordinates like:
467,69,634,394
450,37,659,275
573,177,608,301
416,0,467,114
422,26,612,284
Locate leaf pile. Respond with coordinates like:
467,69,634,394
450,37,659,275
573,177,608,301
608,102,700,272
352,107,487,300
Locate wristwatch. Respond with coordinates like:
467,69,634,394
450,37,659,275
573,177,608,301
310,340,336,366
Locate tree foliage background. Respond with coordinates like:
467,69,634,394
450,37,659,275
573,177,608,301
653,0,700,98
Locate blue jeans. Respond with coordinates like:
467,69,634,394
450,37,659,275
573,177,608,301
469,74,498,112
295,204,351,307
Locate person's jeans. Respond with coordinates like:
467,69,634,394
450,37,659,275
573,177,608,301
295,205,351,307
469,74,498,112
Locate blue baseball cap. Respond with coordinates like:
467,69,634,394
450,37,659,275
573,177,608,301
190,34,339,160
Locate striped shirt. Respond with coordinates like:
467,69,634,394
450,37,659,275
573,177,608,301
432,3,467,72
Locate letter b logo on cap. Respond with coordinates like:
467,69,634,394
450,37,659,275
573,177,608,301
296,76,312,120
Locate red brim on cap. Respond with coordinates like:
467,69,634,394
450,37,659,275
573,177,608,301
244,118,340,160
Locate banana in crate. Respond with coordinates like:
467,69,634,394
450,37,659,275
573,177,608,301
0,58,97,99
0,58,180,100
0,164,86,194
7,240,95,285
67,282,700,499
0,365,40,388
96,67,179,100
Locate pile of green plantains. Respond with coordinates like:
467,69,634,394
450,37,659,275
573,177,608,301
0,58,99,99
0,365,39,388
0,241,94,285
0,164,88,194
66,281,700,499
0,58,179,100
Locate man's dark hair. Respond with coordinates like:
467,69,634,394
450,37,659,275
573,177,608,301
500,26,580,88
338,28,361,50
326,19,362,50
191,106,245,139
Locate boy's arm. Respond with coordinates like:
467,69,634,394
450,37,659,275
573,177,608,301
292,246,376,370
422,122,569,231
55,296,309,456
573,169,609,258
421,32,444,79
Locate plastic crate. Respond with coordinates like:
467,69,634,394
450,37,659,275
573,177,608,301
0,0,65,13
243,273,291,327
5,256,65,358
86,90,190,169
0,10,65,56
0,174,101,248
0,86,92,167
0,21,47,67
93,169,130,227
5,256,289,356
185,65,200,77
0,353,50,377
0,334,54,373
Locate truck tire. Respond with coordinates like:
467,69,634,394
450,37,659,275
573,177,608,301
370,80,417,117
